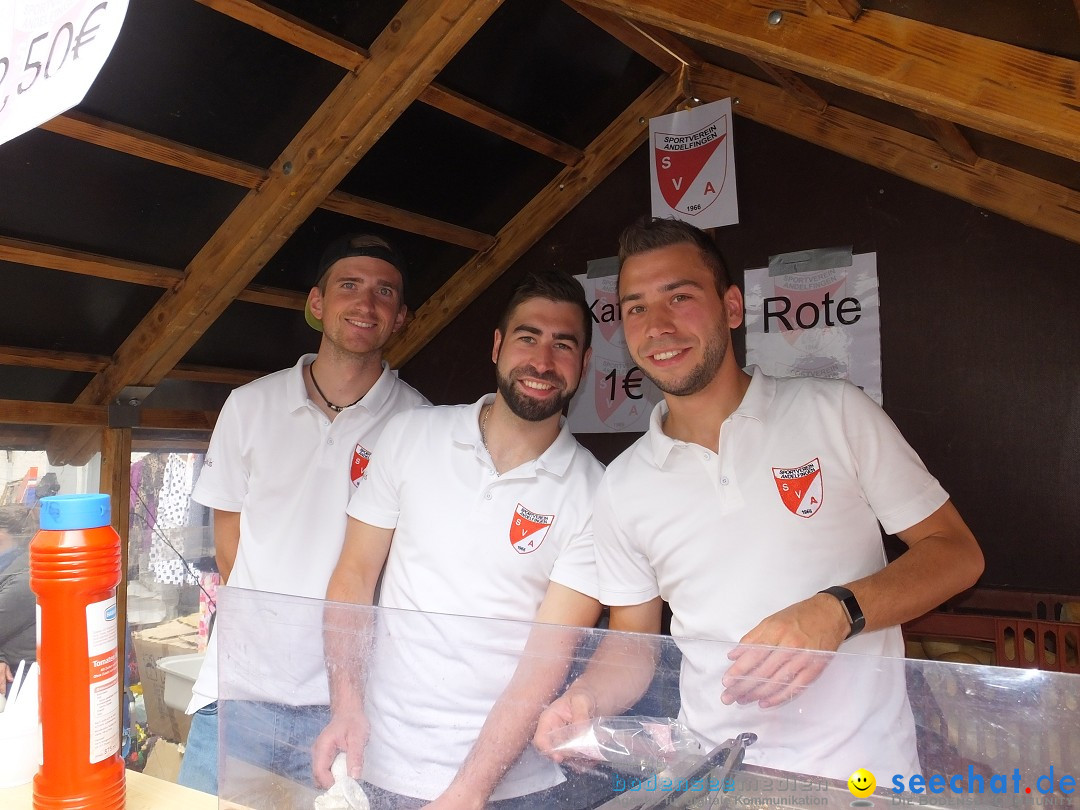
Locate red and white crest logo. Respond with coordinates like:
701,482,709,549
350,443,372,486
772,458,823,518
509,503,554,555
654,115,728,217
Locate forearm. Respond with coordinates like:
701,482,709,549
567,630,659,716
323,570,377,714
846,501,983,633
446,625,586,806
212,510,241,583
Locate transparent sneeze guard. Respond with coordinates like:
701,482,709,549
215,587,1079,810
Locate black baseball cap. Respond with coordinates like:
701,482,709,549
305,234,409,332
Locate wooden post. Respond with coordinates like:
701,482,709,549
100,427,132,745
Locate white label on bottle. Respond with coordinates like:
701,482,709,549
86,596,119,764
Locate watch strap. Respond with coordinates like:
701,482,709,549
818,585,866,639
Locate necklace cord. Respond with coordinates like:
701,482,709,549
309,362,363,413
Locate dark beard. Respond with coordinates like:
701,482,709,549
496,366,578,422
639,330,728,397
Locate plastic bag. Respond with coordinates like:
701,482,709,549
544,715,704,775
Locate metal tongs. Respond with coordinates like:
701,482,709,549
595,731,757,809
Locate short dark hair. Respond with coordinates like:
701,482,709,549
617,217,732,293
498,271,593,354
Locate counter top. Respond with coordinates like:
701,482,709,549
0,770,218,809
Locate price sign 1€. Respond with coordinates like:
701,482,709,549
0,0,129,147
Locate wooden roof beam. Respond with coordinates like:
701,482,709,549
565,1,693,74
0,345,261,386
810,0,862,21
48,0,503,465
750,61,828,112
193,0,370,71
0,399,216,431
0,236,306,310
688,62,1080,245
385,74,682,366
417,84,583,166
575,0,1080,163
914,112,979,166
40,117,495,250
199,0,578,166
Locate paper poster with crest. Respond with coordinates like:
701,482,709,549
649,98,739,228
568,270,663,434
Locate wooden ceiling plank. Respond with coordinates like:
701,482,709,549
0,236,183,287
576,0,1080,163
564,0,690,74
385,74,682,366
1,400,106,427
168,364,262,386
0,236,305,310
809,0,861,21
0,398,216,430
914,112,980,166
418,84,584,166
689,62,1080,246
40,112,490,253
322,191,495,252
41,112,267,189
49,0,504,464
750,60,828,112
0,346,108,373
193,0,369,71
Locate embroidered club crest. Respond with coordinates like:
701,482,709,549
772,458,823,518
350,443,372,486
510,503,554,555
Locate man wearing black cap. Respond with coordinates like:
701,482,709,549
178,234,429,795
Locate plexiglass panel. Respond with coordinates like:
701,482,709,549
216,587,1080,810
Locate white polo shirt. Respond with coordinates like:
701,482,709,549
347,396,604,801
596,369,946,780
187,355,427,711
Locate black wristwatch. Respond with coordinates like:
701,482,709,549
818,586,865,639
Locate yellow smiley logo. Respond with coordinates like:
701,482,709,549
848,769,876,797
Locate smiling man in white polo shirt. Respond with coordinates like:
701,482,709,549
535,217,984,781
313,271,605,809
177,234,428,794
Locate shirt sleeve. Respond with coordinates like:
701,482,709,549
595,471,661,607
841,382,949,535
549,509,600,600
191,392,248,512
346,411,408,529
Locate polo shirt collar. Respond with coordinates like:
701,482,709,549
287,354,395,414
644,366,774,466
452,394,577,478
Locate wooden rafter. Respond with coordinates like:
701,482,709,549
0,346,261,386
750,61,828,112
193,0,370,70
0,399,216,430
39,118,494,250
385,74,682,366
0,236,305,310
417,84,583,166
575,0,1080,163
47,0,504,465
322,191,494,251
566,1,690,74
197,0,578,166
914,113,979,166
809,0,861,21
688,62,1080,245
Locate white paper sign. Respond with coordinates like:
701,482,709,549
649,97,739,229
568,270,663,434
0,0,129,147
744,252,883,404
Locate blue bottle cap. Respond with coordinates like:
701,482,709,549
39,494,112,530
